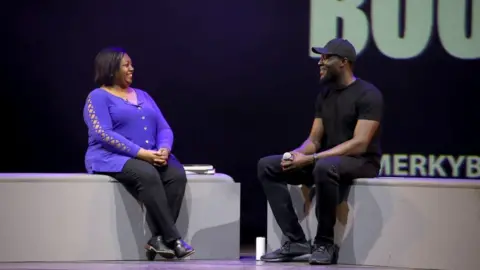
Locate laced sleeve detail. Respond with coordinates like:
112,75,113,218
84,93,141,157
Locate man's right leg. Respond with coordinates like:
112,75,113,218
257,155,313,262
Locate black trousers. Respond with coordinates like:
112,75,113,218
97,155,187,243
258,155,379,244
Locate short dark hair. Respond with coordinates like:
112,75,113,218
94,47,127,86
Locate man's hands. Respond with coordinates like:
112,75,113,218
281,151,315,171
137,148,170,166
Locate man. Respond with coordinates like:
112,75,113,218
258,38,383,265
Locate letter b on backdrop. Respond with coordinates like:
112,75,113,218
309,0,480,60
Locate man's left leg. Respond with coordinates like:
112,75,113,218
309,156,379,265
257,155,314,262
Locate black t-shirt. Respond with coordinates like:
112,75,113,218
315,78,383,166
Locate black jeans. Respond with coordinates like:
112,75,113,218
97,155,187,243
258,155,379,244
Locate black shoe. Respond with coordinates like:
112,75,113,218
261,241,311,262
145,236,176,260
309,242,339,265
169,239,195,259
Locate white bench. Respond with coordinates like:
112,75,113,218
0,173,240,262
267,177,480,270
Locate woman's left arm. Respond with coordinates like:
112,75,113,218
145,92,174,151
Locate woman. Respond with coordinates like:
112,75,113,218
83,47,194,260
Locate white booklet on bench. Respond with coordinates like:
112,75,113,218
183,164,215,175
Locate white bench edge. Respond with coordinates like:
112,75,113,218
293,177,480,189
354,177,480,189
0,173,235,183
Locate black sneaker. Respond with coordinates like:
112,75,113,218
309,242,339,265
261,241,311,262
169,239,195,259
145,236,176,260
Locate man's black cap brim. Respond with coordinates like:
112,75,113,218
311,47,330,55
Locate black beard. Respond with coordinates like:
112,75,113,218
319,72,337,86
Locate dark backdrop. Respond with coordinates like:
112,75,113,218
3,0,479,244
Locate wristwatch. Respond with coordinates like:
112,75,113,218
312,153,319,162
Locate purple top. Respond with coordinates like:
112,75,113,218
83,88,173,173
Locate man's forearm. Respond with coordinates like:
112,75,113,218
293,138,320,155
314,138,367,159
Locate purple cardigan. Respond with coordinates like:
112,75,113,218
83,88,173,173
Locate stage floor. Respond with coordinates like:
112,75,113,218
0,259,425,270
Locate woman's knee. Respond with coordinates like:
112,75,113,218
171,168,187,187
163,158,188,187
122,159,162,187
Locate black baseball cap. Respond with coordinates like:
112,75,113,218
311,38,357,62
